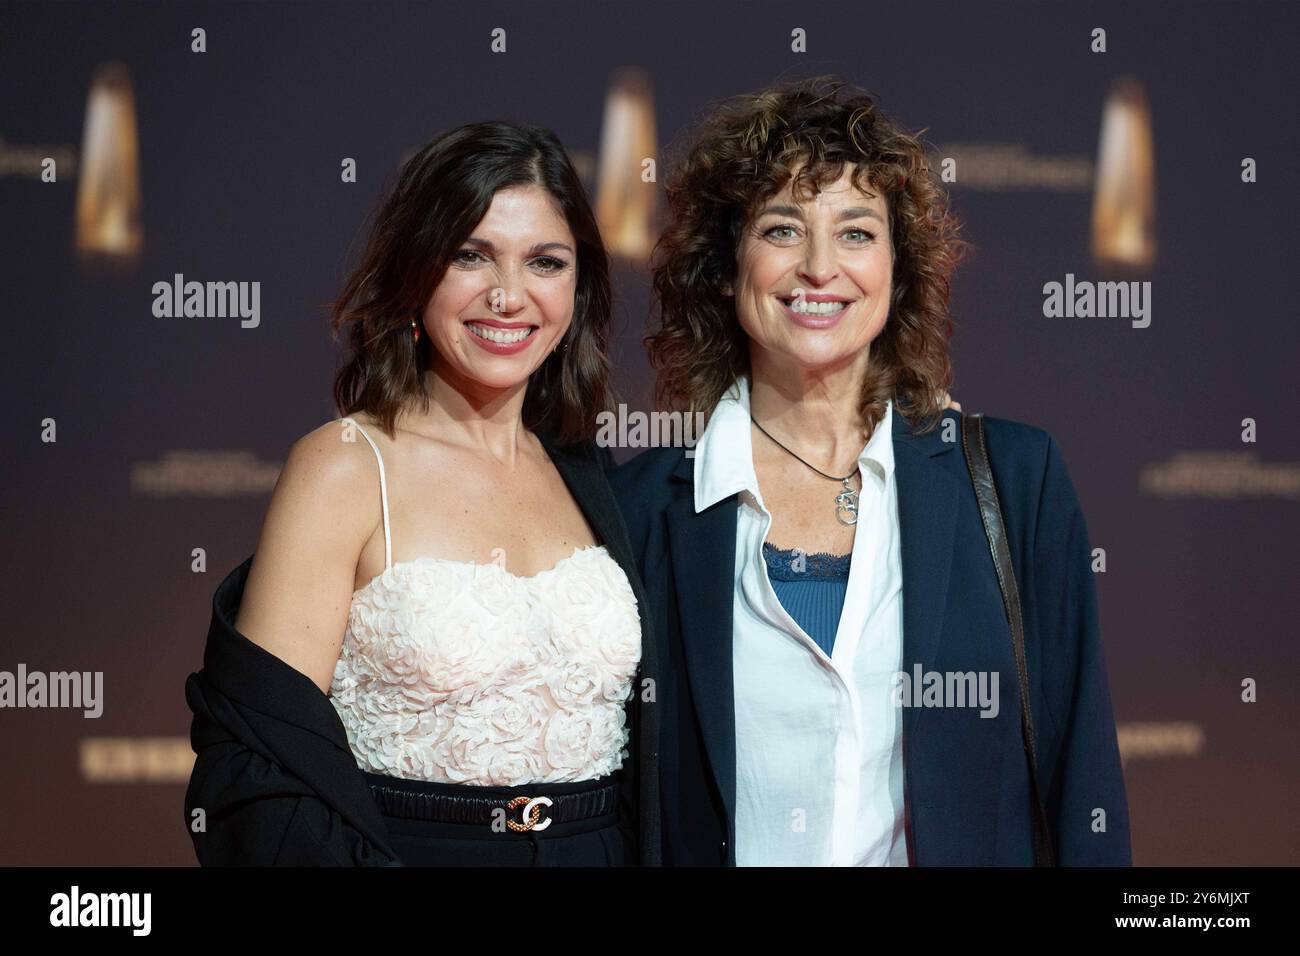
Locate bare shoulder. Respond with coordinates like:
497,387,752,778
261,415,391,564
285,416,386,492
232,415,386,693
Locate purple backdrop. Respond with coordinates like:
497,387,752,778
1,0,1296,865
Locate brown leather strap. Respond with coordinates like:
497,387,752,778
961,412,1055,866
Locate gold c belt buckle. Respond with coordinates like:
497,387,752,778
505,795,553,832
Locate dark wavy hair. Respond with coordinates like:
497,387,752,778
647,75,969,436
330,121,614,446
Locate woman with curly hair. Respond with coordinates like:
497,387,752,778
611,75,1130,866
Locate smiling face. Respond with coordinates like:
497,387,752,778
422,184,577,392
730,163,894,377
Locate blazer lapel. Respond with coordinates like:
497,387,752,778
666,453,738,837
891,407,960,745
540,435,663,864
540,436,636,578
638,409,956,858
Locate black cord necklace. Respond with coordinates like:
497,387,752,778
750,416,860,525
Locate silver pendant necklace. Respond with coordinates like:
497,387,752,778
750,416,860,525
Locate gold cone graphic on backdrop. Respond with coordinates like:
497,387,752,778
75,62,142,260
595,68,657,260
1091,76,1156,270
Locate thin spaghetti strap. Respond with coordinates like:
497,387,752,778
340,417,392,571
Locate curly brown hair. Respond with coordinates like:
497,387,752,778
330,121,614,447
647,75,969,437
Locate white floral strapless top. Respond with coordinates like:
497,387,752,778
326,417,642,788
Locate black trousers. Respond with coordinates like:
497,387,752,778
362,770,634,866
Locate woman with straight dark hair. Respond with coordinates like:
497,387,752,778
183,121,659,866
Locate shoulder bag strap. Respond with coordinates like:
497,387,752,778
961,411,1055,866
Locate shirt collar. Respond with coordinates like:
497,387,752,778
693,375,895,514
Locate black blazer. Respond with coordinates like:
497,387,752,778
183,433,662,866
610,406,1131,866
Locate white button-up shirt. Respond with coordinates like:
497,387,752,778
692,376,909,866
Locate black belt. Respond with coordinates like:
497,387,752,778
366,777,620,833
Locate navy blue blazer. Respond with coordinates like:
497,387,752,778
610,405,1132,866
